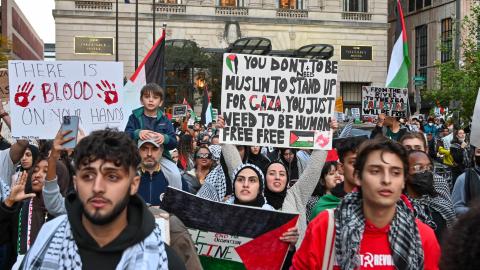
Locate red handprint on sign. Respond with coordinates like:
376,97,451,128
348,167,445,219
96,80,118,105
14,82,36,107
316,134,330,148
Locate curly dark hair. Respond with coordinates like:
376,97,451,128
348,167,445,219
73,129,140,171
440,201,480,270
354,138,409,180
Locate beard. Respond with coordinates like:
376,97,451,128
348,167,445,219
83,188,131,226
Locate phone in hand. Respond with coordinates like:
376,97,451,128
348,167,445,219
60,115,79,149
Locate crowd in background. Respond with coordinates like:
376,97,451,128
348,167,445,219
0,83,478,269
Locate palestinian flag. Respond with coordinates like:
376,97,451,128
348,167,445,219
161,187,299,270
201,85,214,126
120,28,166,129
183,98,197,125
386,0,410,88
289,131,315,148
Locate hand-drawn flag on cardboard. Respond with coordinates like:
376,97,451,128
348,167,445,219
289,131,315,147
161,187,299,270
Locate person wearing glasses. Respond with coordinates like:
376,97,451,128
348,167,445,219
182,146,214,194
406,150,456,243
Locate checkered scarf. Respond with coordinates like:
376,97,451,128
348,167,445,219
335,192,424,270
22,217,168,270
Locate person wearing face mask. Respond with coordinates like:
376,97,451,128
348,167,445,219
450,129,471,186
452,146,480,216
424,117,439,137
406,150,456,243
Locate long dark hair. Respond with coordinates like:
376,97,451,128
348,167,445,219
311,161,338,197
178,134,194,158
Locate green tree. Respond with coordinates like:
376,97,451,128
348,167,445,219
424,4,480,123
165,42,222,109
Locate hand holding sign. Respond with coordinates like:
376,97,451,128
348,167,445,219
96,80,119,105
14,82,36,107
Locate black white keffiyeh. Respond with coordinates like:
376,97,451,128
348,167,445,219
335,192,424,270
21,216,168,270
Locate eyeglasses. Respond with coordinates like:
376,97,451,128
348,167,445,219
412,164,434,173
195,153,212,159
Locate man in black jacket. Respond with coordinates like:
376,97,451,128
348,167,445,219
20,129,185,270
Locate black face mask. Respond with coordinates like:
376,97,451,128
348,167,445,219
409,171,437,197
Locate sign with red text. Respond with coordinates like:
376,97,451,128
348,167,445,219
220,54,338,150
8,61,124,139
362,86,408,118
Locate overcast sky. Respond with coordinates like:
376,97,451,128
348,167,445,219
15,0,55,43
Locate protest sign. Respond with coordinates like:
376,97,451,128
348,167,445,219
0,69,8,101
471,88,480,148
351,107,361,120
220,54,338,150
161,187,299,270
362,86,408,118
335,97,343,113
8,61,124,139
172,104,187,118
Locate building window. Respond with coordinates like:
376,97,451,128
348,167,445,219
158,0,181,3
441,18,452,63
277,0,303,9
424,0,431,6
415,25,428,81
340,82,369,104
343,0,368,12
217,0,244,7
408,0,415,12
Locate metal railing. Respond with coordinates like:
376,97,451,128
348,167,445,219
153,3,186,14
75,1,113,10
342,12,372,21
276,9,308,18
215,6,249,16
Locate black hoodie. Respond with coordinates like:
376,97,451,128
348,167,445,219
65,192,186,270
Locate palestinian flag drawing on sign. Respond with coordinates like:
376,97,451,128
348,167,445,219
161,187,299,270
289,131,315,148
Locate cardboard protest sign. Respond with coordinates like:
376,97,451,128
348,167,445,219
161,187,299,270
220,54,338,150
0,69,8,101
8,61,124,139
470,88,480,148
172,104,187,118
335,97,343,113
362,86,408,118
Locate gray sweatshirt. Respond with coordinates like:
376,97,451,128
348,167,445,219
452,172,470,216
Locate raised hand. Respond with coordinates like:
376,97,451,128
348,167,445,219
14,82,36,107
96,80,119,105
52,129,75,153
215,115,225,129
5,172,35,207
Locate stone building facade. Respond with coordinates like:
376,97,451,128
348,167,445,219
54,0,389,110
1,0,44,60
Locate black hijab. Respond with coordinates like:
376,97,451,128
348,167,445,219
232,164,266,208
263,161,290,210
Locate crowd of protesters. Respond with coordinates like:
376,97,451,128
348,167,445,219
0,83,478,269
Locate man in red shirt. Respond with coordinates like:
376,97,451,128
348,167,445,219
292,138,440,270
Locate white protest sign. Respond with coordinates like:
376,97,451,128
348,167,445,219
172,104,188,118
220,54,338,150
9,61,124,139
351,108,361,120
362,86,408,118
471,88,480,148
